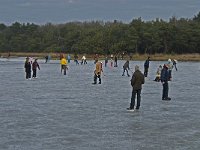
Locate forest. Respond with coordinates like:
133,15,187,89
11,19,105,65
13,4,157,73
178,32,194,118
0,12,200,55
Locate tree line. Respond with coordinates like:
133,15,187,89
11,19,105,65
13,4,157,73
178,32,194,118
0,12,200,55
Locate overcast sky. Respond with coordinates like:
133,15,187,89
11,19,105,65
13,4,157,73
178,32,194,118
0,0,200,25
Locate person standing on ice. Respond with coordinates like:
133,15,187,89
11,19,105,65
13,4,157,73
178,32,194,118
172,59,178,71
110,58,113,67
81,55,87,65
105,56,108,67
154,65,162,82
144,56,150,77
32,59,40,78
127,65,145,111
60,56,68,75
93,60,103,84
167,58,174,78
160,64,171,100
24,57,32,80
122,60,130,77
114,55,118,67
67,54,71,63
74,54,79,65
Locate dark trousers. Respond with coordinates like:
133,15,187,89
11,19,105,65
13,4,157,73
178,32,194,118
75,60,79,65
26,71,31,79
174,64,177,71
61,65,67,75
32,69,37,78
94,74,101,84
105,61,108,67
144,67,148,77
130,89,141,109
122,68,130,76
162,82,169,99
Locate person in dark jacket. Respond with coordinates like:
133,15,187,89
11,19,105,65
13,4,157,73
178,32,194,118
144,56,150,77
127,65,145,111
32,59,40,78
24,57,31,79
122,60,130,77
105,56,108,67
114,55,118,67
160,64,171,100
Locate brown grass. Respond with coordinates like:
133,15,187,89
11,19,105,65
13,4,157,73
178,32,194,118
0,52,200,61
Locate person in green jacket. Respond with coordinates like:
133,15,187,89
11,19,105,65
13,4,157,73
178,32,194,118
127,65,145,111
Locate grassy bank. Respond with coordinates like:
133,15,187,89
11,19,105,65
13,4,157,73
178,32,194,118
0,52,200,61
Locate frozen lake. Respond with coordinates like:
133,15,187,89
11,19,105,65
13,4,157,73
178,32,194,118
0,58,200,150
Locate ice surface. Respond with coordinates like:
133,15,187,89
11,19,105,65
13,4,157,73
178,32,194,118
0,58,200,150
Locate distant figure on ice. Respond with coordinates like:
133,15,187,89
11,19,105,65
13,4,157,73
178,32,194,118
60,57,68,75
67,54,71,63
154,65,162,82
24,57,32,80
105,56,108,67
81,55,87,65
45,55,49,63
32,59,40,78
7,52,11,59
172,59,178,71
93,60,103,84
122,60,130,77
74,54,79,65
110,58,113,67
167,59,173,79
144,56,150,77
114,55,118,67
127,65,145,111
161,64,171,100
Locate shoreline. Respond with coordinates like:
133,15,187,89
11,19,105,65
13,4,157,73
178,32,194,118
0,52,200,61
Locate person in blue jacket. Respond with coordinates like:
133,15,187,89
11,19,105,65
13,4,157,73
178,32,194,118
160,64,171,100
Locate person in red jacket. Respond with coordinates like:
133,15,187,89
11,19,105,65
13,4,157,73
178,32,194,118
32,59,40,78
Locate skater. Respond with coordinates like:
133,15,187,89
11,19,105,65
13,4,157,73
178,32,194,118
172,59,178,71
67,54,71,63
105,56,108,67
144,56,150,77
154,65,162,82
161,64,171,100
74,54,79,65
81,55,87,65
114,55,118,67
110,58,113,67
167,59,173,79
93,60,103,84
45,55,48,63
24,57,31,80
60,57,68,75
32,59,40,78
7,52,11,59
127,65,145,111
122,60,130,77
